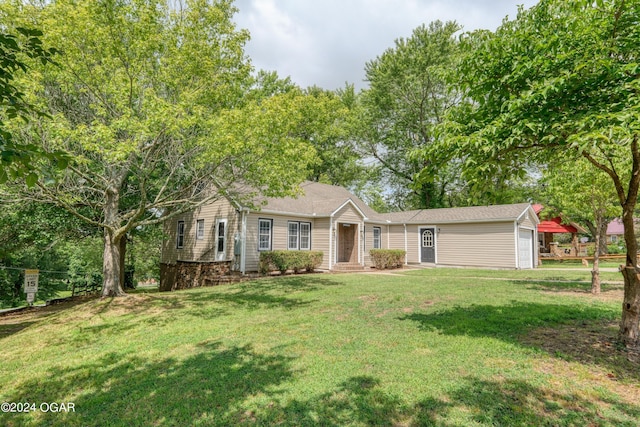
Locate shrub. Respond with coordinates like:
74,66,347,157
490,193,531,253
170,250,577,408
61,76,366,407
369,249,406,269
259,251,323,275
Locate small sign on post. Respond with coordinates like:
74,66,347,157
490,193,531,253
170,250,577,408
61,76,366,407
24,269,39,306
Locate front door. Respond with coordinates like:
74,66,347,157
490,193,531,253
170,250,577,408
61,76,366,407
420,228,436,263
518,229,533,269
338,223,357,263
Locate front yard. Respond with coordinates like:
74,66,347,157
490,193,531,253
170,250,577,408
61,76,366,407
0,268,638,426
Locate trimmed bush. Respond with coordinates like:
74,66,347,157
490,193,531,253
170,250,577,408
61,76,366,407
259,251,323,275
369,249,406,269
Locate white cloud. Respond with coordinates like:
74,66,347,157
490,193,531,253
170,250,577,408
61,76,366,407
234,0,539,90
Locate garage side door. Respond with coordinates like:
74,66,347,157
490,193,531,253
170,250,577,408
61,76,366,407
518,229,533,269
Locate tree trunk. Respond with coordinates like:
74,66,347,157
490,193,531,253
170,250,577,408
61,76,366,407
591,223,601,294
102,229,126,297
101,187,126,297
598,221,608,255
119,236,127,290
620,209,639,347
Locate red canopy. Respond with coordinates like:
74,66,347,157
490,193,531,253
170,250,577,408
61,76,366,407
538,216,578,233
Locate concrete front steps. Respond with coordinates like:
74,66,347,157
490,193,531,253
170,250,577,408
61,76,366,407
331,263,371,272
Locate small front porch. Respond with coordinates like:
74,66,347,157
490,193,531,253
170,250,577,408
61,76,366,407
331,262,369,272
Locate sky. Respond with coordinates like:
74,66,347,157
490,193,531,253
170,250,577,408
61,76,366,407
233,0,539,91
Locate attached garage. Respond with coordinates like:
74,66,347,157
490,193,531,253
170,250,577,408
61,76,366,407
384,203,539,270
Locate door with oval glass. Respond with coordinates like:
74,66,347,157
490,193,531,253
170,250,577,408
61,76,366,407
420,227,435,263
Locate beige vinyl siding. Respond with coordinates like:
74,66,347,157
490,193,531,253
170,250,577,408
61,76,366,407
363,224,388,266
437,222,517,268
405,225,420,263
245,213,324,272
313,217,331,269
388,225,405,250
244,213,261,272
162,198,238,264
333,203,363,224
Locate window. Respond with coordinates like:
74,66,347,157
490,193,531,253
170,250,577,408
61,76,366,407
176,221,185,249
373,227,381,249
288,222,299,249
288,221,311,250
258,219,272,251
215,219,227,261
611,235,618,243
300,222,311,250
196,219,205,240
422,230,434,247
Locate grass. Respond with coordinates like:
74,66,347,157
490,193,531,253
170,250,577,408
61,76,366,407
0,269,638,426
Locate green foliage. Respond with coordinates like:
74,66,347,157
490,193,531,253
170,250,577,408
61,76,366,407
259,251,323,274
0,201,101,307
0,26,67,184
369,249,406,269
423,0,640,193
607,243,626,255
540,158,621,253
0,0,318,296
358,21,463,209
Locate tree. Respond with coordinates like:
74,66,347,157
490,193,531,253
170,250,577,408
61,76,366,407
247,76,372,191
300,85,372,188
358,20,462,210
0,26,66,184
541,158,621,293
1,0,315,297
0,200,99,306
420,0,640,347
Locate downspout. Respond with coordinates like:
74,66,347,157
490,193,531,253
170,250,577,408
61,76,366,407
514,220,520,269
240,208,248,274
403,223,408,265
329,216,334,270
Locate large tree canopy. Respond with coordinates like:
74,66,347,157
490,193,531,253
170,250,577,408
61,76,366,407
421,0,640,347
1,0,316,297
358,20,462,210
0,26,65,183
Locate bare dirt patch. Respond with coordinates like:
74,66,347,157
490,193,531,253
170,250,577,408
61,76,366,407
539,288,624,303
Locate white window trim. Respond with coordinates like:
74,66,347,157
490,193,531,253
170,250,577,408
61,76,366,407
196,219,205,240
215,218,227,261
176,220,185,249
373,226,381,249
288,221,299,250
300,222,311,250
288,221,311,250
258,218,273,251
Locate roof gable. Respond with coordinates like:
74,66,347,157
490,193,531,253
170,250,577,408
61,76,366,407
255,181,379,219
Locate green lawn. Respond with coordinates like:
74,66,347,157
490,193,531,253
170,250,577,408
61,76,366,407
0,269,638,426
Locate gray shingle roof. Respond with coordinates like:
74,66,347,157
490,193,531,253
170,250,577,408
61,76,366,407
382,203,534,224
258,181,380,218
255,181,533,224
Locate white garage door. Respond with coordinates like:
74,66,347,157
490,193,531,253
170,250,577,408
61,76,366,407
518,229,533,269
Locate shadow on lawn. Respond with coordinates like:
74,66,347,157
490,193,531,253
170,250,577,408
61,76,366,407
400,302,639,382
4,355,639,427
1,341,297,427
1,276,342,339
